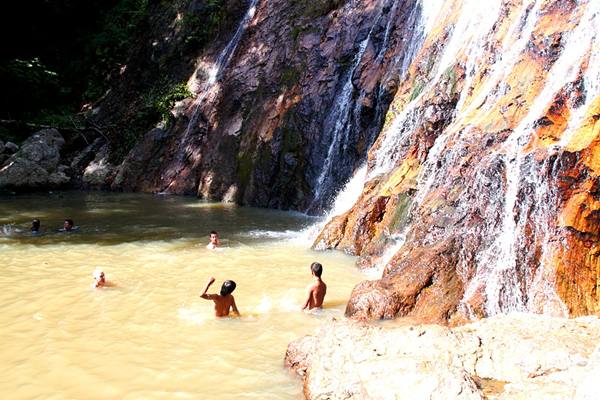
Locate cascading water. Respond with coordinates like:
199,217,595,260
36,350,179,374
309,0,428,213
163,0,259,190
309,3,385,213
477,0,600,316
184,0,259,137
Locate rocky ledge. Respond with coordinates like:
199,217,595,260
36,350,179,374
285,314,599,400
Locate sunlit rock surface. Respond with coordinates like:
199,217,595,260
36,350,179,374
107,0,422,210
285,314,600,400
0,129,70,190
316,0,600,321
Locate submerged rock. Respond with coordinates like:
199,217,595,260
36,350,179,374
285,314,600,400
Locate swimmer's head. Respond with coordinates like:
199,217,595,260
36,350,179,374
310,262,323,278
220,280,236,296
93,268,106,286
31,219,40,232
209,231,219,245
64,219,74,231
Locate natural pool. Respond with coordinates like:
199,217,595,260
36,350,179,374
0,192,364,399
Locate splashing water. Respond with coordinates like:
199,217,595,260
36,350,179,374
303,165,367,247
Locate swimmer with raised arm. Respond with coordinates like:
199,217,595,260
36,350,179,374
206,231,221,250
302,262,327,310
200,276,239,317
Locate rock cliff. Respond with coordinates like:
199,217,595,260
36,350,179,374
103,0,424,211
285,314,600,399
315,0,600,322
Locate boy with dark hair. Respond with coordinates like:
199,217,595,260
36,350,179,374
200,276,239,317
302,262,327,310
31,219,41,234
59,219,79,232
207,230,221,249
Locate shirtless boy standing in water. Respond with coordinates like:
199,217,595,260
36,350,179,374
200,276,240,317
302,262,327,310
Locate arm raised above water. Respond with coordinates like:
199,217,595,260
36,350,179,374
200,277,218,300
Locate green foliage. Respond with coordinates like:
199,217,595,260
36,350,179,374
109,80,192,162
292,0,345,18
0,0,152,121
442,66,458,96
236,151,254,186
148,82,193,123
83,0,150,101
178,0,226,47
410,80,425,101
290,26,303,42
280,66,301,87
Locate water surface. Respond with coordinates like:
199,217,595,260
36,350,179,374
0,192,363,399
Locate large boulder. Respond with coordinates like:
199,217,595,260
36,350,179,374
0,129,70,190
286,314,600,400
82,144,115,187
4,141,19,154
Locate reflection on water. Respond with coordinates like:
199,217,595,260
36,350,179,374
0,192,362,399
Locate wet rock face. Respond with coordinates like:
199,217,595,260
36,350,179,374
316,0,600,321
285,314,600,400
110,0,422,212
0,129,70,190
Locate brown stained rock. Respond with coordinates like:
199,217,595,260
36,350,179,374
346,240,465,323
318,0,600,324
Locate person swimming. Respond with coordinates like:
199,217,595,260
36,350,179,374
92,268,106,288
302,262,327,310
31,219,41,235
199,276,239,317
59,219,79,232
206,230,221,249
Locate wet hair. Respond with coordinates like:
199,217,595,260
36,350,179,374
310,262,323,278
31,219,40,231
210,230,218,236
65,219,74,227
220,280,236,296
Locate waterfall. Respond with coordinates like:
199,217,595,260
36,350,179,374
299,165,367,247
311,0,435,214
164,0,259,189
309,5,383,212
478,0,600,316
184,0,259,137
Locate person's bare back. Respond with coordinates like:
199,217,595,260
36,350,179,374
200,277,239,317
302,262,327,310
305,280,327,309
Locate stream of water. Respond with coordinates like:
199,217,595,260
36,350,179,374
0,192,363,399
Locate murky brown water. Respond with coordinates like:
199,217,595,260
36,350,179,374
0,192,363,399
